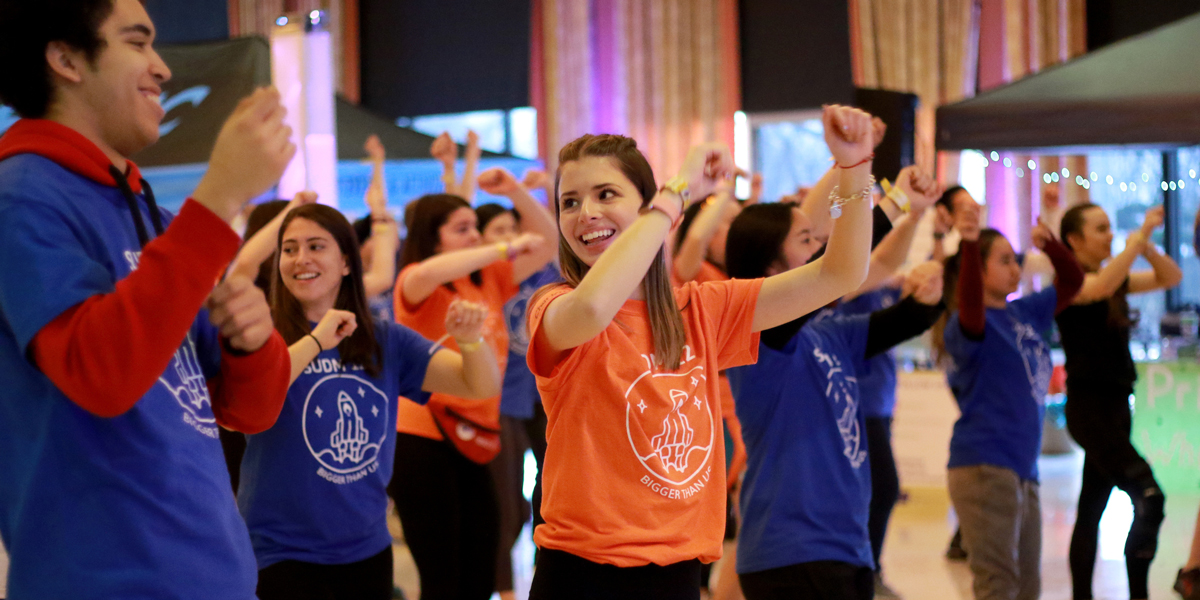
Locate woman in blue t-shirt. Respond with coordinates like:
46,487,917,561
724,201,946,600
932,204,1083,600
237,204,502,600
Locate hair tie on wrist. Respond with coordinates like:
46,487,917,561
835,153,874,169
308,333,324,353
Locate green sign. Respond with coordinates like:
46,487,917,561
1134,361,1200,493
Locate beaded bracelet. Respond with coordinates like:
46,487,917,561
828,175,877,219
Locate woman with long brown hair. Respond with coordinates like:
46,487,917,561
524,104,877,599
389,167,557,600
1057,203,1180,600
236,204,500,600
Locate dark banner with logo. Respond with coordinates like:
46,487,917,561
131,36,271,167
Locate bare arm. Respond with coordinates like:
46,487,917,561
362,220,399,298
537,207,674,353
752,164,873,331
480,168,559,283
1074,235,1145,304
401,244,507,307
459,130,481,203
361,137,399,298
1129,242,1182,294
674,184,735,283
287,309,357,385
420,299,501,399
844,210,923,301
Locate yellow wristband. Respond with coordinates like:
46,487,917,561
457,338,484,352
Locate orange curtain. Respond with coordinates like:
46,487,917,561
536,0,740,178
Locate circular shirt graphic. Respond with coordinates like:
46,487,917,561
625,364,715,486
301,374,391,475
160,333,215,424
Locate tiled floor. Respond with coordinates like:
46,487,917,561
389,450,1198,600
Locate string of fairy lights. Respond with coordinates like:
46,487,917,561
976,150,1197,195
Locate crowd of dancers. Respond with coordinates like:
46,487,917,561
2,1,1200,600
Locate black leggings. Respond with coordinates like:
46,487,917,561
739,560,874,600
389,433,499,600
1065,389,1164,600
866,416,900,572
525,402,548,529
257,546,393,600
529,548,701,600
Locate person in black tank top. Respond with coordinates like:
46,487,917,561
1058,203,1182,600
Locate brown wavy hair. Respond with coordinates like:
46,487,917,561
270,204,381,377
533,134,686,370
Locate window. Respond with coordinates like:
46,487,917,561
398,107,539,160
748,111,829,202
1172,146,1200,308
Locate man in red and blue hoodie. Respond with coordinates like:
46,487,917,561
0,0,297,597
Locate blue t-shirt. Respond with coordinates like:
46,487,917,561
0,155,258,598
498,264,560,419
837,287,901,418
238,321,435,568
728,314,874,573
944,287,1058,482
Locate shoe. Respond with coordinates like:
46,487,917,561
945,529,967,561
1177,567,1200,600
875,572,903,599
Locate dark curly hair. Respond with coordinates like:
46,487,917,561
0,0,122,118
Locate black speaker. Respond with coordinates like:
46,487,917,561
854,88,918,183
740,0,856,112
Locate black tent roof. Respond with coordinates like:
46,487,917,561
334,96,511,160
936,11,1200,151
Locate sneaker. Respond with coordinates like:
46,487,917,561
1177,567,1200,600
945,529,967,561
875,573,903,599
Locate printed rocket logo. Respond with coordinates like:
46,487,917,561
626,346,715,487
302,374,390,476
1012,319,1051,404
159,333,216,432
813,346,867,468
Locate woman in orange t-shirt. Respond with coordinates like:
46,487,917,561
387,168,557,600
525,104,879,600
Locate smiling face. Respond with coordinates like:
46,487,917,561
436,206,482,254
982,236,1022,300
769,207,824,275
280,217,350,318
557,156,645,266
64,0,171,159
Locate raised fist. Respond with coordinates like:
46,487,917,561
903,261,944,306
445,299,488,346
679,142,737,202
364,134,385,162
478,168,522,196
430,132,457,164
822,105,875,168
311,308,358,351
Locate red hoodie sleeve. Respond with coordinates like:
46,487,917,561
31,200,240,418
1040,238,1084,314
208,331,290,433
957,239,986,338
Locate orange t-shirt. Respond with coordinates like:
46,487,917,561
526,278,763,567
393,260,518,439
